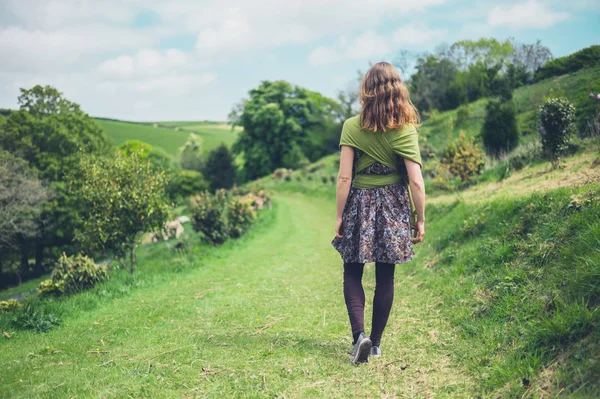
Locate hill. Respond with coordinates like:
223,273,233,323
418,65,600,152
96,118,239,156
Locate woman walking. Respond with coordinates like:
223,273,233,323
332,62,426,365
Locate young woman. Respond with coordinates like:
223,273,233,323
331,62,426,364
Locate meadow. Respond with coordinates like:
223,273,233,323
2,146,599,397
2,59,600,398
96,118,239,156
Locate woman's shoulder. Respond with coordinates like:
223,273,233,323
343,115,362,130
391,123,418,137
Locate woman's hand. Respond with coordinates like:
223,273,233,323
412,220,425,244
335,217,344,238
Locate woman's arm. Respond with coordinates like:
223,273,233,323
405,158,426,243
335,145,354,238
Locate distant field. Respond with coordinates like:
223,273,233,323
96,119,239,156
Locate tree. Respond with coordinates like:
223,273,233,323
204,144,236,191
410,55,458,112
445,38,514,70
230,80,339,180
538,97,576,169
335,70,363,121
179,133,205,172
0,85,110,272
69,150,170,274
0,151,52,283
510,39,553,80
481,99,519,156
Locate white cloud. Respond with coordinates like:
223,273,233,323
98,56,135,78
0,25,159,73
99,49,189,79
308,24,446,66
488,0,569,29
135,73,216,94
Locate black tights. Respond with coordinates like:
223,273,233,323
343,262,395,347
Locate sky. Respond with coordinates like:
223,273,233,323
0,0,598,122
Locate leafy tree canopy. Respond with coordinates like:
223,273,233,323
230,80,340,180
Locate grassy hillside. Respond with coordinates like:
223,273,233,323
2,155,598,397
419,65,600,152
96,118,239,156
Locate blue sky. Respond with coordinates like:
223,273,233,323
0,0,598,122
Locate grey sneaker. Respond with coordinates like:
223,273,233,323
370,346,382,357
348,332,372,364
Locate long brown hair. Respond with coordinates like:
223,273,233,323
359,62,420,132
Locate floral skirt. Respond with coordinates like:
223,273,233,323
331,182,414,264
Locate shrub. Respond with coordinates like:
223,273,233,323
39,253,109,296
190,190,229,245
227,197,257,238
0,299,21,313
482,100,519,157
441,131,486,187
273,168,288,179
538,97,576,169
430,163,457,191
167,169,209,201
456,105,469,127
37,279,65,297
9,296,60,333
321,176,328,184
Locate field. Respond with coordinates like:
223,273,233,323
2,64,600,397
2,148,599,397
96,118,239,156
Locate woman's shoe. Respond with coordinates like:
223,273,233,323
349,332,372,364
370,346,382,357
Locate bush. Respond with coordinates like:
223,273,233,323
190,190,230,245
441,131,485,187
482,100,519,157
37,279,65,297
0,299,22,313
273,168,288,179
167,169,209,201
455,105,469,127
538,97,576,169
227,197,257,238
38,253,109,297
9,296,60,333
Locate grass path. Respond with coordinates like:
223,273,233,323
1,194,475,398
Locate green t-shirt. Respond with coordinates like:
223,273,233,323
339,114,423,222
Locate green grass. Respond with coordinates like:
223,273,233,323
96,119,239,156
418,65,600,152
0,195,477,398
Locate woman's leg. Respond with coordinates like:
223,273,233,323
343,262,365,343
370,262,396,347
